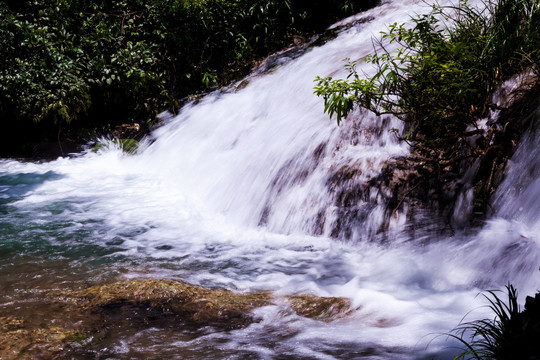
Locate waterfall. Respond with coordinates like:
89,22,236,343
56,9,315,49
1,0,540,358
461,108,540,295
135,1,414,242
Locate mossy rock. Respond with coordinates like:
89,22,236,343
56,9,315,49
0,316,79,360
0,280,353,359
51,279,353,327
285,294,353,321
59,279,272,328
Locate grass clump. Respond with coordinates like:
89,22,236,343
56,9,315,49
451,284,540,360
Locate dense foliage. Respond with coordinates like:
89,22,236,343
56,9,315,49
0,0,376,156
314,0,540,149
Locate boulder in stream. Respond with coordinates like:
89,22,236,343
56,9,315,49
52,279,352,325
1,279,353,359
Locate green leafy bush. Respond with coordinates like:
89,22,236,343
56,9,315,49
0,0,375,156
0,0,169,145
314,0,540,148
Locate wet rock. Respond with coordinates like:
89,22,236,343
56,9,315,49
2,281,353,359
50,279,353,326
325,156,425,239
322,72,540,238
285,294,352,321
111,123,142,139
52,279,271,329
0,316,77,360
0,316,24,332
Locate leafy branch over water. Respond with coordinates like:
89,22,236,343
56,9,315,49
315,0,540,149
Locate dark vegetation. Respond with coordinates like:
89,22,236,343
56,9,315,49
315,0,540,145
451,285,540,360
315,0,540,222
0,0,377,157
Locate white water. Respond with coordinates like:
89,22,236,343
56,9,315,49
2,0,540,358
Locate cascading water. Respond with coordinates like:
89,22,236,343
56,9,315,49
1,0,540,358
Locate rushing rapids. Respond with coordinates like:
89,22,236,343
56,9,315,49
1,0,539,358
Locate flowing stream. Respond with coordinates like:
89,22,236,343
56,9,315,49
1,0,540,358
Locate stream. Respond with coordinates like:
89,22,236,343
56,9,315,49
1,0,539,358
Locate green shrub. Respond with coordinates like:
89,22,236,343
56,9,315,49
93,138,139,154
0,0,168,129
314,0,540,149
0,0,373,151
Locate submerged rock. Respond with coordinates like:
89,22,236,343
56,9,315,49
51,278,353,327
56,279,273,329
1,279,353,359
0,316,77,360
